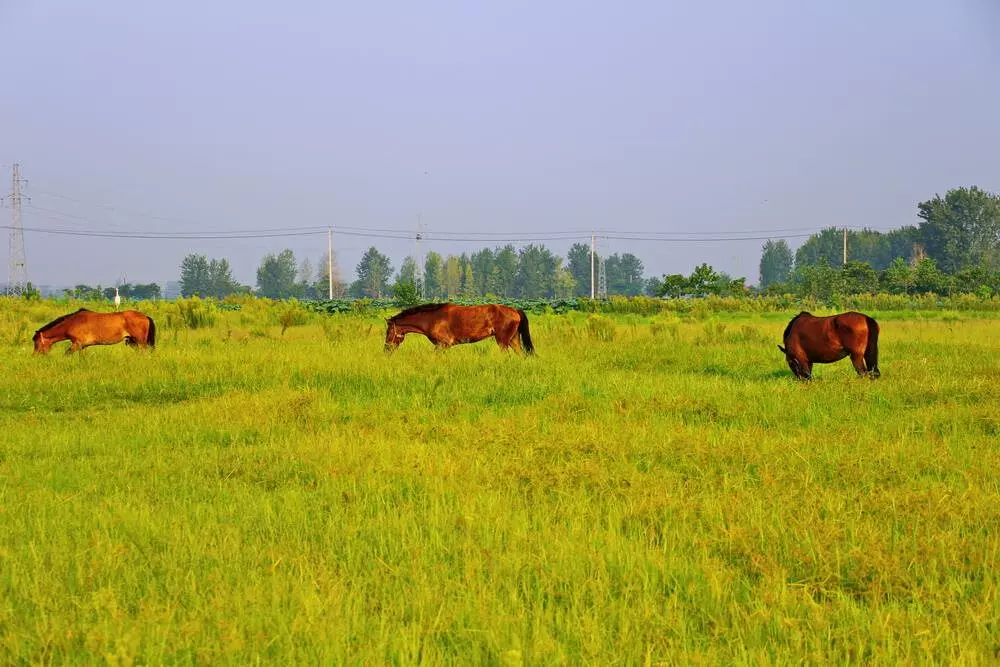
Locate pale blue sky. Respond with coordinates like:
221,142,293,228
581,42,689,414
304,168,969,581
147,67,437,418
1,0,997,288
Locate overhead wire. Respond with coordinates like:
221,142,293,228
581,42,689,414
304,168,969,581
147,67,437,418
15,190,902,244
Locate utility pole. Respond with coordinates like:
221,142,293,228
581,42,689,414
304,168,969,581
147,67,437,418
590,233,595,299
843,228,848,266
327,227,334,299
415,214,425,298
6,164,28,296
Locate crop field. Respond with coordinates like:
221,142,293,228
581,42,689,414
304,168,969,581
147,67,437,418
1,298,998,664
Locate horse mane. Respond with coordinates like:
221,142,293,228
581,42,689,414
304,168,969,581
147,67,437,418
35,308,91,334
782,311,812,342
388,303,449,321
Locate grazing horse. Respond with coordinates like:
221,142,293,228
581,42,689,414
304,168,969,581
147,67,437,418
33,308,156,355
778,311,879,379
385,303,534,354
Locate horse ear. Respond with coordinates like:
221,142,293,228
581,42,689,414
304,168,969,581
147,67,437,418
777,344,786,354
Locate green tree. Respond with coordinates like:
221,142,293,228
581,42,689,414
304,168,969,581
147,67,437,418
645,276,663,297
130,283,162,300
102,283,163,301
515,245,558,298
423,252,444,299
352,246,393,298
492,245,518,297
952,265,995,295
793,261,838,300
461,263,477,297
841,260,879,294
256,249,298,298
209,258,241,298
554,266,577,299
657,274,688,298
470,249,495,297
710,272,746,297
918,186,1000,272
686,263,719,297
66,284,103,300
180,254,211,297
566,242,594,296
606,253,645,296
881,257,914,295
397,256,420,290
296,258,315,299
391,278,421,307
442,256,462,297
759,239,793,288
794,228,844,269
913,257,948,294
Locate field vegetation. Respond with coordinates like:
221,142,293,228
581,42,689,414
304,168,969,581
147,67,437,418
1,296,998,663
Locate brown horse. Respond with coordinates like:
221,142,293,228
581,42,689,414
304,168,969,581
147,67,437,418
385,303,534,354
33,308,156,355
778,311,879,380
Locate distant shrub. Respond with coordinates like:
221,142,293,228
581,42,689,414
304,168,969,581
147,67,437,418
174,297,217,329
351,298,373,316
586,315,616,342
278,301,310,335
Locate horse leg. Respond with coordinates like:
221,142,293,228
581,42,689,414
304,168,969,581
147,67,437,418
66,339,83,355
495,324,518,351
850,352,869,377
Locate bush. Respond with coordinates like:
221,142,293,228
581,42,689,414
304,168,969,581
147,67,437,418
391,280,421,308
173,297,217,329
278,301,310,335
586,315,616,342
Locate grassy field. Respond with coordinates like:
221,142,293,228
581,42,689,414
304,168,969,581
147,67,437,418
1,299,998,664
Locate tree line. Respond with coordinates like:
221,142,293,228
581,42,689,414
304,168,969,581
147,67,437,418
173,243,649,300
758,186,1000,296
62,283,162,301
54,185,999,302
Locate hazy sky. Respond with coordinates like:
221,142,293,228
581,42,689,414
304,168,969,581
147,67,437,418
2,0,998,288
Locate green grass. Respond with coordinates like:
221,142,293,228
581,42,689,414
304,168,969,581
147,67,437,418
1,300,999,664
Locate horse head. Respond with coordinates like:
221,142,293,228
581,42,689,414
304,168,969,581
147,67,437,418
778,344,811,379
33,330,52,355
384,320,404,352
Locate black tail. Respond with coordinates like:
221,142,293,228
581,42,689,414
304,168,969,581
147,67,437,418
517,309,534,355
146,316,156,348
864,315,879,377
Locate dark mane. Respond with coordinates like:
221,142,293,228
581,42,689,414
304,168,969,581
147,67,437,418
388,303,449,321
35,308,91,334
782,311,812,342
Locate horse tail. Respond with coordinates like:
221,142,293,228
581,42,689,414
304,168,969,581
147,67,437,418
864,315,879,377
146,315,157,348
517,309,535,355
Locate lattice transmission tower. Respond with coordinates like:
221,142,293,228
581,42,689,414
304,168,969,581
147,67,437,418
5,164,28,296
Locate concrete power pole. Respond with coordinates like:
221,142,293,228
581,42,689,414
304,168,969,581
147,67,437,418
415,214,425,298
843,228,848,266
590,233,595,299
6,164,28,296
327,228,334,299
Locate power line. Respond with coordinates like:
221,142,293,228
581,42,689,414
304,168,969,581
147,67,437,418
3,221,838,243
25,189,902,239
17,204,875,243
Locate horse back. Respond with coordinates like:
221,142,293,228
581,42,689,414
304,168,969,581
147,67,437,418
788,311,872,362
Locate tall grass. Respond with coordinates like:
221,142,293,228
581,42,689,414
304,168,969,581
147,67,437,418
0,298,998,663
